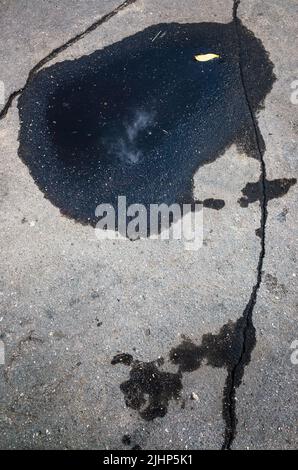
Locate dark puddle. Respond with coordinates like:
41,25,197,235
18,21,275,231
239,178,296,207
112,317,255,421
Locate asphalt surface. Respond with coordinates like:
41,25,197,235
0,0,297,450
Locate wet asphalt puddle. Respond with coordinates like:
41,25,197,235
18,21,276,227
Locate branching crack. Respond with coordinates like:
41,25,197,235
222,0,268,450
0,0,137,121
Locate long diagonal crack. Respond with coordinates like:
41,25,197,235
0,0,137,121
222,0,268,449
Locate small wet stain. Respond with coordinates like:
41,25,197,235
112,357,182,420
18,22,275,228
201,198,225,210
113,318,255,421
122,434,132,446
111,353,134,366
239,178,296,207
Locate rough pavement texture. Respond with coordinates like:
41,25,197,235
0,0,124,116
0,0,297,450
232,0,297,450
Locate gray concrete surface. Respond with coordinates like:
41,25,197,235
0,0,123,114
0,0,297,450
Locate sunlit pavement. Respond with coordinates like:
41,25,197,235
0,0,297,450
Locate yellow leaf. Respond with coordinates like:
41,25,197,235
194,53,220,62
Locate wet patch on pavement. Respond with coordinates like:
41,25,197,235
200,198,225,210
111,353,134,366
112,356,183,420
18,21,275,229
238,177,296,207
112,318,255,422
121,434,132,446
169,319,247,373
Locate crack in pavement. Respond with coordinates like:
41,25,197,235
222,0,268,450
1,0,271,450
0,0,138,121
